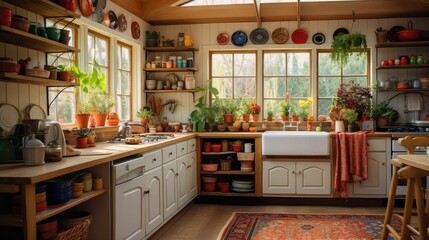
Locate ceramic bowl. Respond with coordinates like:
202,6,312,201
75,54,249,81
11,15,29,32
146,79,157,90
202,175,217,183
45,27,60,41
46,179,72,191
201,163,218,172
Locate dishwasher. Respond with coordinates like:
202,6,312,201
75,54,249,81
112,154,146,240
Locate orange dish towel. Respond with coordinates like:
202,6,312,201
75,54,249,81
334,131,368,198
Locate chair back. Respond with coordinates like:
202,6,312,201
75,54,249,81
398,136,429,154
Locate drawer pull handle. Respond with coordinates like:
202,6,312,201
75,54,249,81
381,162,385,166
181,147,185,151
144,190,150,194
292,171,295,174
298,171,302,174
175,173,179,176
169,152,172,156
153,158,157,162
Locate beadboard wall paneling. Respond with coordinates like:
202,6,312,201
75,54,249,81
151,17,429,123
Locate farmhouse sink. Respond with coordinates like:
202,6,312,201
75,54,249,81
262,131,330,156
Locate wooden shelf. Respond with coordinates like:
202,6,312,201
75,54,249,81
202,151,236,155
2,0,80,18
0,72,79,87
0,190,105,227
144,46,199,52
144,90,198,93
376,64,429,70
377,88,429,92
200,191,255,196
201,170,255,175
0,25,80,53
375,41,429,48
144,68,198,72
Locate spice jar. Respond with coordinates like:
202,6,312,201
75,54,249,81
45,141,62,162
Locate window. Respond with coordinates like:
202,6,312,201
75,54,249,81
317,50,369,117
88,31,109,91
116,42,132,121
47,23,78,125
262,50,311,119
210,51,257,99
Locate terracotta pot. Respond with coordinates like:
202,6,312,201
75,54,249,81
57,71,71,81
218,182,230,193
242,114,250,122
87,135,96,144
75,114,90,128
292,116,299,121
267,116,273,121
0,6,12,27
107,118,119,126
377,117,390,127
93,113,107,126
252,114,259,122
76,137,88,147
223,114,234,123
140,118,150,124
281,116,289,121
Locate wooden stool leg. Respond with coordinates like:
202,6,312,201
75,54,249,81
382,165,399,240
414,179,427,240
401,178,415,240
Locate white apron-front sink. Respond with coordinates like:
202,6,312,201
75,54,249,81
262,131,330,156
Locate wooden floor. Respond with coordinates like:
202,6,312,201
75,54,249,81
148,201,394,240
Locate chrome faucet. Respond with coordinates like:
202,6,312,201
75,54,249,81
296,121,300,131
288,107,293,127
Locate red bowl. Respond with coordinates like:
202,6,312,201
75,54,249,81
36,201,47,213
203,183,216,192
211,144,221,152
396,30,421,41
201,163,218,172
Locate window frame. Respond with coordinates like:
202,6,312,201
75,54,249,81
87,30,111,93
116,41,133,121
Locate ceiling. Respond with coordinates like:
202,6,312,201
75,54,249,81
111,0,429,25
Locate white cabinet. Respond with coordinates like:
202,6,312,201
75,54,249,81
143,166,163,235
178,151,197,208
163,160,178,220
349,138,389,197
263,161,331,195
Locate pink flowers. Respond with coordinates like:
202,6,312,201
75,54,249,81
250,102,260,114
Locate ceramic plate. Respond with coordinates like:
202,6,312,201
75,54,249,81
25,104,46,119
250,28,269,44
291,29,308,44
333,27,349,39
79,0,93,17
109,10,118,29
131,21,140,39
0,104,21,133
166,73,178,84
271,27,289,44
232,188,254,193
95,5,103,23
231,31,248,47
312,32,325,45
118,14,127,32
388,25,405,42
217,32,229,45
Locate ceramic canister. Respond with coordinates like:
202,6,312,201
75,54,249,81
244,143,253,153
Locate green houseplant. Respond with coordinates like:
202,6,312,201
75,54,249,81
370,101,395,127
146,31,159,47
190,80,220,132
88,89,115,126
330,33,367,67
137,108,154,123
75,128,90,147
218,98,240,123
279,100,292,121
56,64,71,81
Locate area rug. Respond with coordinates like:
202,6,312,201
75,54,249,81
217,212,402,240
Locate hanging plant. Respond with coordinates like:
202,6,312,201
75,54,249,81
330,33,367,66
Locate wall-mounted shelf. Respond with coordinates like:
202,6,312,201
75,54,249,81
2,0,80,19
375,41,429,48
144,90,197,93
377,88,429,93
0,72,79,87
144,68,198,72
0,26,80,53
376,64,429,70
144,47,199,52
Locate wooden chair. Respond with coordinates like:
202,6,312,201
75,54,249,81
381,136,429,240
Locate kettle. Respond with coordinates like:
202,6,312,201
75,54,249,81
22,134,45,166
44,121,66,156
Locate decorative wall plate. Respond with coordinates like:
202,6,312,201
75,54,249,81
312,32,325,45
217,32,229,45
118,14,127,32
131,21,140,39
231,31,248,47
333,27,349,39
271,27,289,44
79,0,93,17
95,5,103,23
291,29,308,44
109,10,118,29
0,104,21,133
250,28,269,44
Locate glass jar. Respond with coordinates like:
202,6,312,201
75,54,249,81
155,56,161,68
45,141,62,162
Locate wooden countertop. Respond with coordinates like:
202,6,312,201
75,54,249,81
0,133,196,185
398,154,429,172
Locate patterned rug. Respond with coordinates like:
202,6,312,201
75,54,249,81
217,212,402,240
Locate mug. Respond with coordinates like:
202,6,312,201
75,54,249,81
244,143,253,153
335,120,345,132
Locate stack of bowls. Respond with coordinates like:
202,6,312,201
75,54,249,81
81,173,93,192
202,175,217,192
35,191,47,213
231,179,254,192
146,79,157,90
72,181,84,198
46,179,72,205
420,78,429,89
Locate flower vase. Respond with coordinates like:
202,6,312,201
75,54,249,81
335,120,345,132
252,114,259,122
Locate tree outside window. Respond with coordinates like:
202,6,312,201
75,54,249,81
116,42,132,121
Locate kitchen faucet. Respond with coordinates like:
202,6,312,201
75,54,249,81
288,107,293,127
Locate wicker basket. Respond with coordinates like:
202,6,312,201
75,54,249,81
220,159,232,171
53,219,90,240
237,152,255,161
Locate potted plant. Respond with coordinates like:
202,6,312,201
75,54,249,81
87,129,96,145
218,99,240,124
146,31,159,47
137,108,154,123
370,101,395,127
88,89,115,126
330,33,367,67
279,100,292,121
190,80,220,132
342,108,358,132
267,110,274,121
250,101,260,122
56,64,71,81
375,27,388,43
240,98,252,122
75,128,90,148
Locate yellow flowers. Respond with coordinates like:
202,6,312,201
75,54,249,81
297,97,313,119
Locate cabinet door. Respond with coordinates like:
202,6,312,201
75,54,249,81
143,167,163,235
162,145,177,164
163,160,178,220
177,155,189,208
353,152,387,195
177,141,188,158
115,175,145,240
263,161,295,194
296,162,331,195
187,151,197,198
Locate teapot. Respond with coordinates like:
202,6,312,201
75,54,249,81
22,134,45,166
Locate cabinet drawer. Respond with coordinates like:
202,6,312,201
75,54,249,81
367,139,386,152
177,141,188,157
187,138,196,153
143,149,162,171
163,145,177,163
